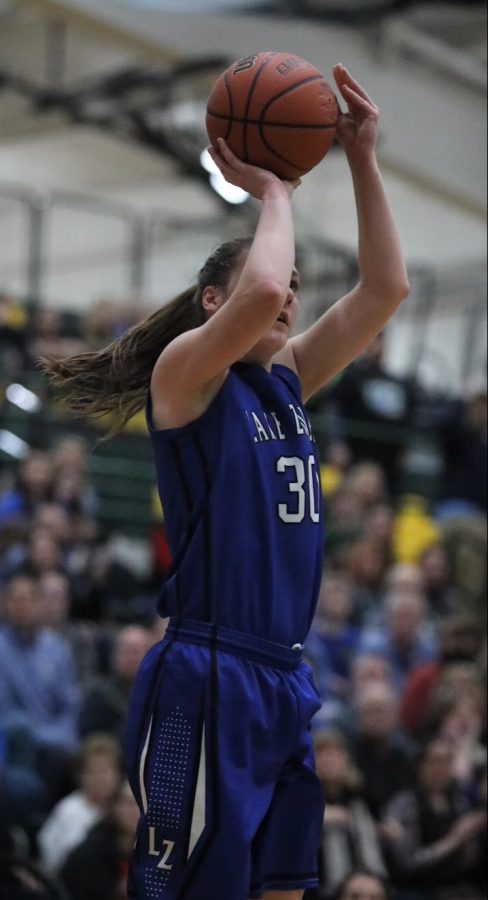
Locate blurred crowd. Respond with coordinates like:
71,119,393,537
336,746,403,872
0,291,486,900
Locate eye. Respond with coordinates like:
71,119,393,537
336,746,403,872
290,278,299,293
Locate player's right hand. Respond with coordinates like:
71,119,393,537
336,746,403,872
208,138,301,200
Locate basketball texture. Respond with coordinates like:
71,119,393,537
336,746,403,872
206,52,339,180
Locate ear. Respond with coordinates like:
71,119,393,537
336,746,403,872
201,285,224,317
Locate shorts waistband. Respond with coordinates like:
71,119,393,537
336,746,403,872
166,618,304,670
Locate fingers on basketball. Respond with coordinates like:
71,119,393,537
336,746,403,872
333,64,375,104
216,137,242,168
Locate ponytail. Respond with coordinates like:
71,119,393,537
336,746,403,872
41,236,252,437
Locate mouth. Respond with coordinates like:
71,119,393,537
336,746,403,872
276,313,288,326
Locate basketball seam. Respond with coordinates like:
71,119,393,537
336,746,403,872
223,72,234,142
242,52,277,162
256,74,336,175
259,74,337,123
207,112,336,131
257,123,307,175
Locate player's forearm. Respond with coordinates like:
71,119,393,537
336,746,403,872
349,150,410,303
236,182,295,301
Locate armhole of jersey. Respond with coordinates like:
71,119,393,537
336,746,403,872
271,363,303,403
146,376,231,439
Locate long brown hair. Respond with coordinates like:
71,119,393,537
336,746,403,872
41,237,251,435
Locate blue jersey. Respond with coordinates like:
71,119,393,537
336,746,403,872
147,361,324,647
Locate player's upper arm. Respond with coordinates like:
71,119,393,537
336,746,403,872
291,282,408,402
151,280,285,400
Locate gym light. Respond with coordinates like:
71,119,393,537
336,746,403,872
6,384,42,413
0,430,30,459
200,149,249,206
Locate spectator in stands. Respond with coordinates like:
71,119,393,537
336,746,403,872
341,537,388,628
70,531,156,624
421,664,486,792
349,681,415,821
79,624,152,741
82,298,121,350
436,380,487,520
38,733,122,875
391,495,441,570
305,572,359,702
418,543,458,620
0,786,64,900
318,439,351,499
51,434,98,519
331,654,394,737
59,778,139,900
383,563,425,600
350,654,393,696
29,307,85,362
314,730,387,897
31,502,103,620
439,515,486,631
342,463,387,516
324,487,363,565
401,614,483,739
0,521,28,589
38,570,104,687
358,591,438,695
335,870,389,900
0,574,80,809
470,763,487,896
9,526,65,581
0,451,53,527
362,503,395,559
33,502,71,545
322,331,417,495
0,291,29,379
357,561,426,632
382,737,486,897
0,717,48,844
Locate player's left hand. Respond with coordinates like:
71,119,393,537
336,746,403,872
332,64,379,157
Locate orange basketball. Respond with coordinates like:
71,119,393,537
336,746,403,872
206,52,339,180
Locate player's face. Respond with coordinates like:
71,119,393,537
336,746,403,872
244,268,301,366
206,253,300,366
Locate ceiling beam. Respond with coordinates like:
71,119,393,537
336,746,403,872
14,0,182,66
378,153,487,221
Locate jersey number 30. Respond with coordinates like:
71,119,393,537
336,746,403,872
276,455,320,524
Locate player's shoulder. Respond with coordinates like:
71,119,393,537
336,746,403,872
272,342,298,376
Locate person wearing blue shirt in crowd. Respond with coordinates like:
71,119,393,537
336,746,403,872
0,452,53,527
0,574,80,813
358,591,438,696
306,572,360,703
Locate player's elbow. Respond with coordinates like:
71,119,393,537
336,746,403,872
377,277,411,307
253,278,288,312
397,277,411,301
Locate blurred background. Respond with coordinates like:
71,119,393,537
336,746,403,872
0,2,486,899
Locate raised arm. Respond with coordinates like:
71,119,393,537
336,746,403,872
284,64,410,402
151,141,299,428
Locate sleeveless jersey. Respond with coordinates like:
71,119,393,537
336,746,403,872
147,361,324,647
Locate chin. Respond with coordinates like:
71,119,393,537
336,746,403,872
247,329,288,366
269,326,289,350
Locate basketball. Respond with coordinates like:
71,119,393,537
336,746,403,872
206,52,339,180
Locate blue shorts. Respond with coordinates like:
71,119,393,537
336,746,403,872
124,618,324,900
